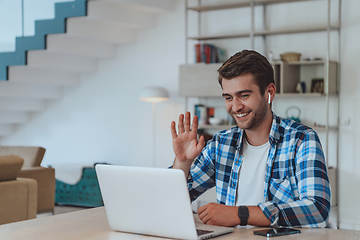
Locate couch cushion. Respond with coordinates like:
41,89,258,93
18,167,55,213
0,146,45,168
0,155,24,181
0,178,37,224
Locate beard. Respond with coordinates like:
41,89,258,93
229,99,268,130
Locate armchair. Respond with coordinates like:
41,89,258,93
0,146,55,213
0,155,37,225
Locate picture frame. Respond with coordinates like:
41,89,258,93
311,78,324,94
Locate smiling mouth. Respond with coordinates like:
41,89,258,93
235,112,250,118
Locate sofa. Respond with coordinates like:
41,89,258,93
0,146,55,213
0,155,37,225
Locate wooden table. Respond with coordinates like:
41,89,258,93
0,207,359,240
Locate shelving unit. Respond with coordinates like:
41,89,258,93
179,63,222,97
187,0,314,11
272,60,337,95
180,0,341,228
188,25,340,41
179,60,337,96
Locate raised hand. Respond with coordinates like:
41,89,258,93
171,112,205,172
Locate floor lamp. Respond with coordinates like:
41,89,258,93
140,86,169,167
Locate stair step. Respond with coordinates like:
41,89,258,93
27,50,98,73
66,17,137,44
55,0,87,19
9,66,81,86
0,99,45,112
46,34,116,59
15,35,45,52
0,112,29,124
87,1,157,29
0,51,26,80
34,18,65,36
0,81,62,99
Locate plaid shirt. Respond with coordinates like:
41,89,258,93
188,114,331,227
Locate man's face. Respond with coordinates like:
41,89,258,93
222,73,268,130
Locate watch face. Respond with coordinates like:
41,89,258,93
238,206,249,225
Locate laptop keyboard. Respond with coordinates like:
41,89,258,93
197,229,213,236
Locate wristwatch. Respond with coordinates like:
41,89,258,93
238,206,249,226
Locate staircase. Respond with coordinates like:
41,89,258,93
0,0,175,137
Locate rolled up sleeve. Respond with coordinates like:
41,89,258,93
259,130,331,227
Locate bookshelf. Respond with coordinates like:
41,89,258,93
179,60,337,96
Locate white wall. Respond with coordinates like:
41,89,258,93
1,0,185,170
1,0,360,230
337,0,360,230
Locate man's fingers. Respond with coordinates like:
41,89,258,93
185,112,191,132
206,219,215,226
197,135,206,152
197,204,207,215
198,207,207,219
178,114,185,134
202,215,212,225
192,115,198,133
198,207,210,224
170,121,177,139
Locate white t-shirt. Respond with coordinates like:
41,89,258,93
235,138,270,206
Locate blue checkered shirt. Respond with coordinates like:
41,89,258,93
188,114,331,227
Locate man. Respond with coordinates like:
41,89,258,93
171,50,330,227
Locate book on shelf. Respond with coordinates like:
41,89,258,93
194,43,226,64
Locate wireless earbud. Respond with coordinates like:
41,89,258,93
268,92,271,104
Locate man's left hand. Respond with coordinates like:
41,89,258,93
198,203,240,227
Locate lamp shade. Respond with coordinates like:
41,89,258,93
140,86,169,103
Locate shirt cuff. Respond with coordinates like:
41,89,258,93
258,201,280,226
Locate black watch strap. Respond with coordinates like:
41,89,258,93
238,206,249,226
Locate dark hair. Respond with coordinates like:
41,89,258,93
217,50,274,94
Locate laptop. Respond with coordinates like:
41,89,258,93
95,164,233,240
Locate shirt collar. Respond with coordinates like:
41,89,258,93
235,113,282,150
269,114,282,145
